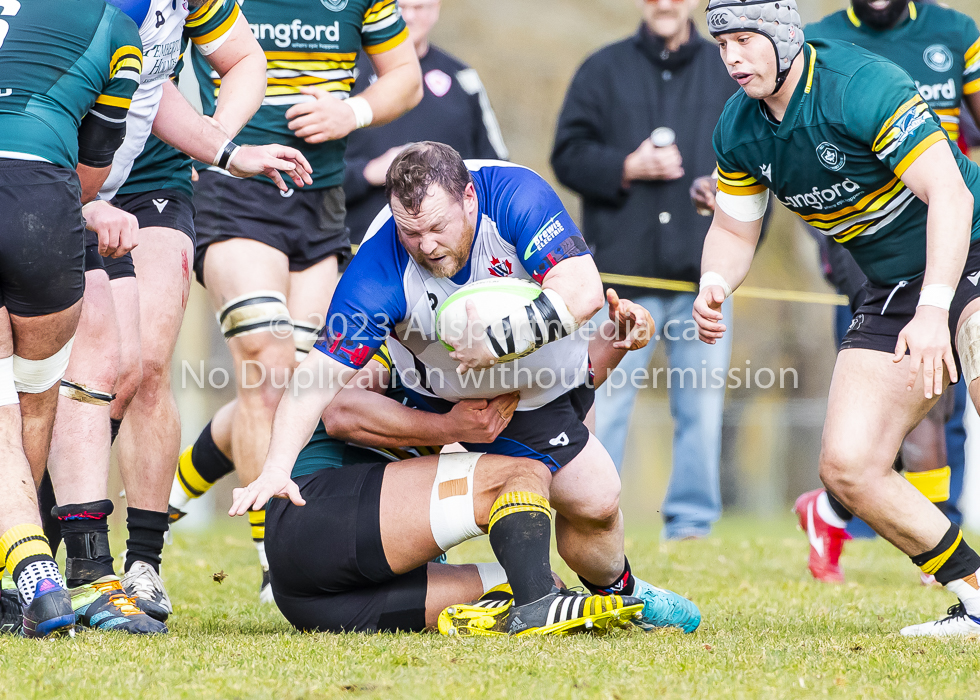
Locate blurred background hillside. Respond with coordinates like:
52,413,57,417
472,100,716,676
145,0,980,535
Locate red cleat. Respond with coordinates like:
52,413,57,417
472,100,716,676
794,489,852,584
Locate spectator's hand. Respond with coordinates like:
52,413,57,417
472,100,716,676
693,285,727,345
443,393,520,443
623,140,684,185
81,200,139,258
364,145,408,187
285,86,358,144
690,175,717,215
607,288,654,350
227,144,314,191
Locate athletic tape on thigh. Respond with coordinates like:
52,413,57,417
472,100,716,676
0,356,18,407
13,337,74,394
216,291,290,340
429,452,484,551
292,321,321,362
474,562,507,593
59,380,114,406
957,313,980,385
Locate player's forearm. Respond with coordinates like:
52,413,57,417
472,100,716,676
264,354,353,470
361,43,422,127
210,52,266,137
76,164,112,203
588,321,628,389
322,390,450,448
151,81,230,165
542,256,605,327
923,186,973,289
700,222,756,290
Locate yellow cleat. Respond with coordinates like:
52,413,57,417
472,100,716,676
438,584,512,637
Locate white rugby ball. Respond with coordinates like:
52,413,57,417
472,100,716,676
436,278,542,362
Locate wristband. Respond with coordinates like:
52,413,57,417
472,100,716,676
917,284,955,311
346,96,374,129
213,139,241,170
700,272,733,299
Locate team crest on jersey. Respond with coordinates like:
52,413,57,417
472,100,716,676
815,142,845,172
487,257,513,277
321,0,349,11
923,44,953,73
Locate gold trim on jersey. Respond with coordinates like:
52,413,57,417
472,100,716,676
965,77,980,96
186,0,226,28
364,27,409,55
109,46,143,78
804,45,816,94
364,0,398,24
191,2,240,46
798,178,912,243
717,166,767,196
219,52,359,98
934,107,961,141
965,37,980,73
94,94,132,109
893,130,946,177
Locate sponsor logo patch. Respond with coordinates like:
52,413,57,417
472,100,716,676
321,0,349,11
523,213,566,260
487,257,513,277
923,44,953,73
816,142,845,172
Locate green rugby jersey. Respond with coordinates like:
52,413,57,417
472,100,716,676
714,40,980,287
807,2,980,142
291,344,442,479
118,0,242,197
0,0,142,169
193,0,408,190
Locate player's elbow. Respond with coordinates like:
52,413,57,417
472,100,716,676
320,404,360,440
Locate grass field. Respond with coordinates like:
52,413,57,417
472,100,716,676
1,516,979,699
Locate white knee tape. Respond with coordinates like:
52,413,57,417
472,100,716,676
0,356,18,407
217,291,291,340
13,337,74,394
957,312,980,385
474,562,507,593
429,452,484,551
292,321,321,362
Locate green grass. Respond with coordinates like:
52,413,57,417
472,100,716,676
2,517,979,699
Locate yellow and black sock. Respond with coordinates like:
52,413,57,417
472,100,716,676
172,421,235,508
248,508,265,543
487,491,553,606
912,524,980,585
0,524,64,605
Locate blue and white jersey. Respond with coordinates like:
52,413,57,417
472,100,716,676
315,160,593,409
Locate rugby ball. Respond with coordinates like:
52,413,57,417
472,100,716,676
436,278,542,362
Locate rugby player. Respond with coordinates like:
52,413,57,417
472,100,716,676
184,0,423,602
232,143,702,634
792,0,980,585
43,0,313,629
699,0,980,636
0,0,141,637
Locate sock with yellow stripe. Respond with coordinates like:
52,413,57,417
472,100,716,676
911,524,980,587
170,421,235,510
0,524,64,606
488,491,553,606
248,509,267,570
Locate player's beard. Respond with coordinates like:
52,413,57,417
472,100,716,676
851,0,908,30
411,218,474,278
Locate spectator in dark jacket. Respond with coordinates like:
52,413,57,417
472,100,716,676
551,0,736,540
343,0,507,244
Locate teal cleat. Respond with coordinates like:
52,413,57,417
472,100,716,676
631,578,701,633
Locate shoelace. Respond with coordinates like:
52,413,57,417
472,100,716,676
938,603,980,626
91,581,142,617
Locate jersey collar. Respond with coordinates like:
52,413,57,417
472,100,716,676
764,43,816,140
846,2,916,31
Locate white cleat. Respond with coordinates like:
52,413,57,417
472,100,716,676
901,604,980,637
121,561,173,622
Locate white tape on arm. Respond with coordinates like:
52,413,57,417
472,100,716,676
346,96,374,129
917,284,955,311
700,272,733,300
715,190,769,222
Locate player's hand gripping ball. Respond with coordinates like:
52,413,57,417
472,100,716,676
436,278,545,363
